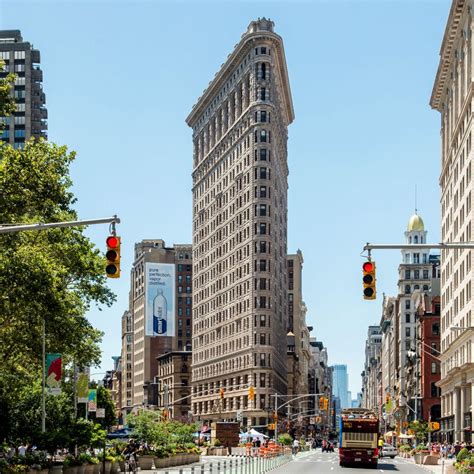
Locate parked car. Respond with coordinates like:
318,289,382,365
381,444,398,459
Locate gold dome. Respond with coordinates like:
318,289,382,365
407,213,424,232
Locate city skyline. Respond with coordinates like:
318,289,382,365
0,1,450,394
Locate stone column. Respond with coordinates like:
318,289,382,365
216,109,221,141
229,93,235,126
242,76,248,109
461,385,466,441
454,387,461,442
209,118,214,150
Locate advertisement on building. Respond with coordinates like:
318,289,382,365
145,262,175,337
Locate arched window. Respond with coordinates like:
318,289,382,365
409,236,412,244
414,285,420,290
423,284,429,291
420,236,424,243
414,235,419,244
405,285,411,294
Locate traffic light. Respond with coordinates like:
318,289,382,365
273,411,278,421
268,423,275,430
162,408,168,421
363,261,376,300
219,388,225,399
323,398,329,410
248,385,255,400
319,397,324,410
429,422,440,431
106,235,121,278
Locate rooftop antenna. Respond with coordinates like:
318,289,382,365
415,184,418,215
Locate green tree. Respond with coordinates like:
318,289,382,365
0,58,16,124
0,139,115,442
408,420,430,443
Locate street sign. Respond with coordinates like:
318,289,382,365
236,410,243,422
309,417,316,425
96,408,105,418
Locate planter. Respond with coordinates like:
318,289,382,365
101,461,112,474
118,460,125,473
153,458,167,469
49,466,63,474
137,455,154,471
92,465,100,474
77,465,86,474
63,468,79,474
414,454,423,464
84,465,95,474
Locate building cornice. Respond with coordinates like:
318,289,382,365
430,0,466,111
186,28,294,127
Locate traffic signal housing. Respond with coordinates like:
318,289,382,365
319,397,324,410
106,236,121,278
219,388,225,399
248,386,255,400
323,397,329,410
363,261,376,300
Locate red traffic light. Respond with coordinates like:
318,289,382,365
106,236,119,248
363,261,374,272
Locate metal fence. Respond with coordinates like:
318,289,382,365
156,453,293,474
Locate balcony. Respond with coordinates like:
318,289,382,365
32,67,43,82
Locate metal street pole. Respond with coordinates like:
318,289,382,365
363,242,474,251
41,316,46,433
0,215,120,234
274,393,278,441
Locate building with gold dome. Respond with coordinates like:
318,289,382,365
397,212,438,425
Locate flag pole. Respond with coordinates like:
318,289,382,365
42,316,46,433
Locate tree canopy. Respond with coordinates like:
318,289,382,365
0,61,116,444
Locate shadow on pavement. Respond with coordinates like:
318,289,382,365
342,462,399,470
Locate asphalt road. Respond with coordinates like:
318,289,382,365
271,451,435,474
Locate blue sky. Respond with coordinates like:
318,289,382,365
1,0,450,395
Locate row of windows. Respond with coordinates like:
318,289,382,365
405,269,430,279
0,51,26,60
404,284,429,294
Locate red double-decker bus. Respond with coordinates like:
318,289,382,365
338,408,379,468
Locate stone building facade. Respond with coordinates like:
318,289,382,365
156,351,192,421
186,18,294,427
430,0,474,443
0,30,47,147
125,239,192,410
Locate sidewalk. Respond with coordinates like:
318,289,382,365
397,455,455,474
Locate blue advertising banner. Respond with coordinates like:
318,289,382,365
145,263,175,337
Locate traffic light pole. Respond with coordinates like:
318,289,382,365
364,242,474,251
274,393,324,442
0,215,120,234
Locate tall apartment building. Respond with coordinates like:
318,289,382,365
186,18,294,427
287,251,311,399
431,0,474,444
332,364,350,412
380,296,398,429
120,310,133,420
361,326,382,417
0,30,47,147
125,239,192,410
